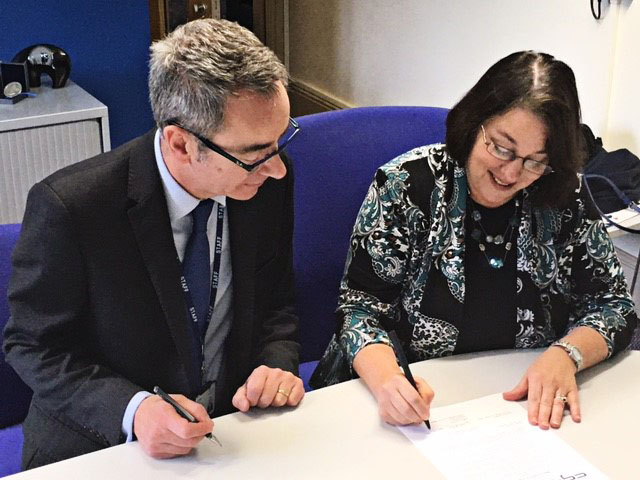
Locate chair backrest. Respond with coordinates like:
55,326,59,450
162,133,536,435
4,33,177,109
287,106,449,362
0,223,33,428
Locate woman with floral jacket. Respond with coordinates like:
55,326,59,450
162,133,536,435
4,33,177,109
311,51,638,431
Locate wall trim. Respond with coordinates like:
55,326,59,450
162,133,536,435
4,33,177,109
289,79,352,112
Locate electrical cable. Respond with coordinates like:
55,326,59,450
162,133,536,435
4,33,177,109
583,174,640,231
582,173,640,293
591,0,602,20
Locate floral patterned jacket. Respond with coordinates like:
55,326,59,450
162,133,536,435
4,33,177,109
311,144,637,387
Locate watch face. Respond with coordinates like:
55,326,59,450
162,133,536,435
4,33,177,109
3,81,23,98
552,341,583,370
572,345,583,363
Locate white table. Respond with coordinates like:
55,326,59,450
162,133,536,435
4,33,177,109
8,349,639,479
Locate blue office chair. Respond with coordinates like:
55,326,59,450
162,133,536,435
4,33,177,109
287,106,449,390
0,223,32,477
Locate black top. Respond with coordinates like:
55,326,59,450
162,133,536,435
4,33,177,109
458,198,518,353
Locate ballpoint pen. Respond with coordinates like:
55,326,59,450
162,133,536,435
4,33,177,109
153,386,222,447
388,330,431,429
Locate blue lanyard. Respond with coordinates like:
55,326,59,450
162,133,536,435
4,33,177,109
180,203,225,339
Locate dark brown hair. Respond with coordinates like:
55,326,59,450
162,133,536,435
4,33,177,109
445,51,585,207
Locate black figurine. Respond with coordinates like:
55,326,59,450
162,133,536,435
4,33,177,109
12,44,71,88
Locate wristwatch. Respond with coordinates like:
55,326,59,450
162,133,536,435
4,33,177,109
551,341,584,372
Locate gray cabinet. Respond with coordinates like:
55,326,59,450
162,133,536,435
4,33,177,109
612,233,640,303
0,81,110,223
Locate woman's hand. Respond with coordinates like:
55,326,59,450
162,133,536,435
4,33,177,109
372,372,433,425
353,343,433,426
503,347,580,429
504,328,608,429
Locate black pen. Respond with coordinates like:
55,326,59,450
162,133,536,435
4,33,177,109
388,330,431,429
153,386,222,447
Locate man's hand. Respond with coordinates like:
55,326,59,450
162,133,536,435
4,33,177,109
503,347,580,429
232,365,304,412
133,394,214,459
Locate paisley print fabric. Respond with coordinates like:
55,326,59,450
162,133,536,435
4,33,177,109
312,144,637,386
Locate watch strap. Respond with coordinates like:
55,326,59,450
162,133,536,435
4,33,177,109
551,341,583,371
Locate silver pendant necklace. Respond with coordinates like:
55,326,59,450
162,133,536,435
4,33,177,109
468,197,520,269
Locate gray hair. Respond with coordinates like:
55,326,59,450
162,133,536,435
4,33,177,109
149,18,288,135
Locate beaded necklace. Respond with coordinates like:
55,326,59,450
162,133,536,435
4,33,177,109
467,196,520,269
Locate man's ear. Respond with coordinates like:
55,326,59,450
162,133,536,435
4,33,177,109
162,126,195,164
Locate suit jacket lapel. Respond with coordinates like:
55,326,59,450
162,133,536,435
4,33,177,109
125,131,193,391
225,197,258,380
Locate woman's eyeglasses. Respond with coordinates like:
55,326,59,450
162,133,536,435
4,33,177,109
481,125,553,176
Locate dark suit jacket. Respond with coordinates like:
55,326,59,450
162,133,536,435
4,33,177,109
3,131,299,468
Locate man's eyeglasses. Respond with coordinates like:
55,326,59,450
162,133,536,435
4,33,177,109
167,117,300,172
481,125,553,176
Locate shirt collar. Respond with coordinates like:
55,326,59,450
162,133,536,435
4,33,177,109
154,129,226,223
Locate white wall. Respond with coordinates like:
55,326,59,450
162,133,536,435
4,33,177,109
607,1,640,152
290,0,629,146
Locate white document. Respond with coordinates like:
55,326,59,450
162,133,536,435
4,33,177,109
606,205,640,234
608,205,640,225
398,393,607,480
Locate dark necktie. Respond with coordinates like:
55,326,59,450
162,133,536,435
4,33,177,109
183,199,214,340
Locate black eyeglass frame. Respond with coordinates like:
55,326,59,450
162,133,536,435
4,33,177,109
166,117,300,172
480,125,554,177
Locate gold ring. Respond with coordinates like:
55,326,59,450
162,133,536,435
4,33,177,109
554,395,568,404
277,388,290,398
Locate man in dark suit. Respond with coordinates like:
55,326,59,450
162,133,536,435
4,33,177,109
3,18,303,468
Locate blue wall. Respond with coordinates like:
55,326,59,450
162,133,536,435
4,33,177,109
0,1,154,149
